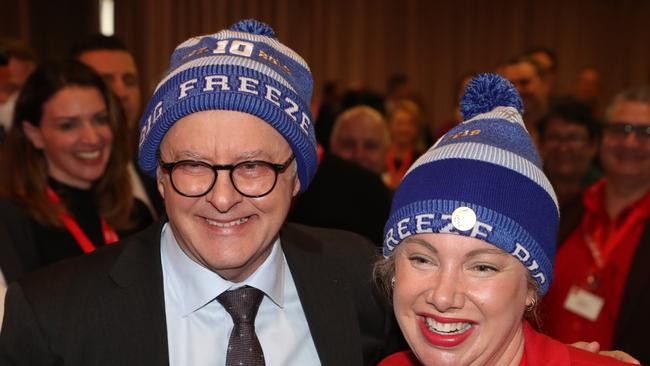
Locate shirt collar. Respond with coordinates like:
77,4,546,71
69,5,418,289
584,178,650,222
160,223,285,316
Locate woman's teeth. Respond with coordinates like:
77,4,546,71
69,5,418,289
205,217,249,227
425,318,472,334
76,151,101,159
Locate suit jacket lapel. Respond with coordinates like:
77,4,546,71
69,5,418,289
614,219,650,344
281,224,363,366
106,220,170,365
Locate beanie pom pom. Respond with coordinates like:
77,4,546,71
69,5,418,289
230,19,276,38
460,73,524,120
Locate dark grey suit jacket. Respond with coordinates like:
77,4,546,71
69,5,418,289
0,220,402,365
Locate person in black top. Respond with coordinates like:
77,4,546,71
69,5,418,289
0,60,152,283
71,34,164,217
289,153,392,245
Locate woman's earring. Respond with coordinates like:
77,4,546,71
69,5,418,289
391,276,396,289
525,298,537,312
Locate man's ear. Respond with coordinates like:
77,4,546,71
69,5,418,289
292,174,301,197
156,165,166,199
22,121,44,149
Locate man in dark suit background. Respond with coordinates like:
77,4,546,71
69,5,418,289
0,19,400,365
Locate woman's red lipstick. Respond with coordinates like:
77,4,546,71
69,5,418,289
417,314,475,348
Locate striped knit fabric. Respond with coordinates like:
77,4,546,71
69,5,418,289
137,19,317,192
383,74,559,295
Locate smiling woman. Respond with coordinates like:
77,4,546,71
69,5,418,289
0,60,153,281
375,74,632,366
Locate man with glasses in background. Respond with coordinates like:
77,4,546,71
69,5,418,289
1,20,399,366
537,98,600,211
542,86,650,365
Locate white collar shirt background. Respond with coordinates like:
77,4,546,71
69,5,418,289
0,92,18,132
160,223,321,366
0,269,6,332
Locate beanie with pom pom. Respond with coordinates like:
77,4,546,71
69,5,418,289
138,19,317,192
383,73,559,295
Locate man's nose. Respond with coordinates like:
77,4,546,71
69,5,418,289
205,171,243,213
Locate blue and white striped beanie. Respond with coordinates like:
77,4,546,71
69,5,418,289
383,73,559,295
137,19,317,192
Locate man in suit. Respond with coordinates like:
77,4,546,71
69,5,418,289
0,19,400,365
72,34,164,218
543,86,650,365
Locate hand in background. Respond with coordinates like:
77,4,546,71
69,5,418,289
571,341,640,364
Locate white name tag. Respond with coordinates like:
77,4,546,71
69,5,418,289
563,286,604,321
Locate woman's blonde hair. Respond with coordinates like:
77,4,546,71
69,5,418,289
386,99,427,154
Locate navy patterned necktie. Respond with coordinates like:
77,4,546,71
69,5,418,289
217,286,266,366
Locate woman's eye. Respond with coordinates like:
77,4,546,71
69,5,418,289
408,256,432,265
473,264,498,272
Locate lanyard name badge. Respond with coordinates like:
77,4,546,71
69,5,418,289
46,186,119,253
563,212,641,322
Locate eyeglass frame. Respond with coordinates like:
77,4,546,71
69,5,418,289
159,154,296,198
603,122,650,140
541,132,592,147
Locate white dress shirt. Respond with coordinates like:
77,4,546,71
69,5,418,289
0,269,7,332
161,223,320,366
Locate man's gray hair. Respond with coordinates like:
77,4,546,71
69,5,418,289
330,105,390,147
605,86,650,122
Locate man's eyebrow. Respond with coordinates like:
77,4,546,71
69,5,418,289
163,150,269,161
169,151,204,160
237,150,265,160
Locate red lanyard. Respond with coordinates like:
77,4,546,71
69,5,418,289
386,147,414,188
46,186,119,253
582,203,646,285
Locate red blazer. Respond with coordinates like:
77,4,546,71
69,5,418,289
379,321,634,366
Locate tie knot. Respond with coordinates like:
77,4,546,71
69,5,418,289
217,286,264,323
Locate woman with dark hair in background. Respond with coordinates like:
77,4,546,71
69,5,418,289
0,60,152,282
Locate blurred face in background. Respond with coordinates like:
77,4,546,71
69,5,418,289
600,101,650,184
573,68,600,103
502,61,549,115
330,109,389,174
529,51,556,90
540,118,597,181
0,57,36,126
23,86,113,189
390,108,420,148
0,57,35,103
78,49,141,129
392,233,533,366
